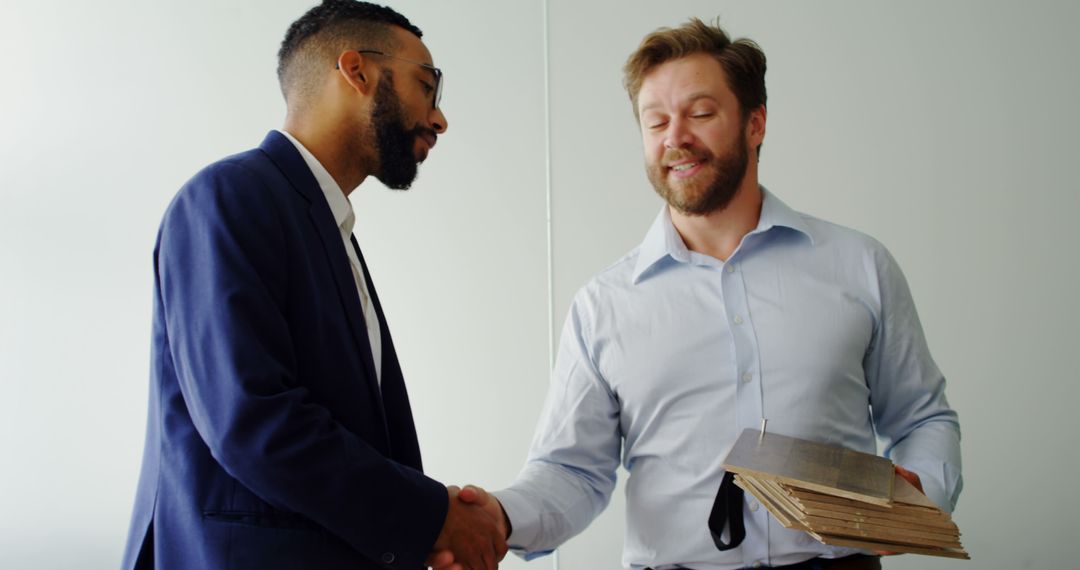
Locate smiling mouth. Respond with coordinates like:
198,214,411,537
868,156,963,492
670,162,700,172
666,160,705,178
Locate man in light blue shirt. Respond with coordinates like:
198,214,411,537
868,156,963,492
440,17,961,570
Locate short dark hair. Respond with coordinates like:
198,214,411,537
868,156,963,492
623,18,767,155
277,0,422,104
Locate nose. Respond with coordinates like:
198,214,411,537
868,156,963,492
430,106,447,134
663,117,692,149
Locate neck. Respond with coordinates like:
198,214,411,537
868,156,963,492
669,175,763,262
283,115,372,197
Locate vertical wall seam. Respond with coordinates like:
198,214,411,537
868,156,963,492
542,1,558,569
543,0,554,371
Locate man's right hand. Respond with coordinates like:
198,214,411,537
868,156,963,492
456,485,510,539
429,486,508,570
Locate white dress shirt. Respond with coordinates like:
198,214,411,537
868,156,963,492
279,130,382,385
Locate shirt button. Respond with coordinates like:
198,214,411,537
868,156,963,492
742,373,753,383
752,562,763,568
726,264,735,273
734,315,744,325
381,552,395,564
750,500,760,512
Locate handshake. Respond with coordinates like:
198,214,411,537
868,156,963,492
427,485,510,570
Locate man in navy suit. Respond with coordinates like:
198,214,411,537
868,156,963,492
122,2,507,568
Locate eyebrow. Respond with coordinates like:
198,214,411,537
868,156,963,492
684,92,719,105
410,58,440,84
640,92,720,115
419,67,438,84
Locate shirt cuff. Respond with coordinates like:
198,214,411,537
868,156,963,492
897,460,952,513
491,487,551,558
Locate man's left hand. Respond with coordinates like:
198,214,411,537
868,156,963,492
876,465,924,556
894,464,923,493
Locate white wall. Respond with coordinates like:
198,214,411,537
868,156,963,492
2,1,1077,569
0,1,547,568
547,2,1080,569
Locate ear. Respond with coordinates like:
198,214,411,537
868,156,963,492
746,105,767,150
336,50,374,96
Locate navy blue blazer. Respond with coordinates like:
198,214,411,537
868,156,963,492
123,131,447,569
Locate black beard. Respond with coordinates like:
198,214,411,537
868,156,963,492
646,127,749,216
372,72,422,190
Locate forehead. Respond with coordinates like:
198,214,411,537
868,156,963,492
391,26,434,66
637,53,732,109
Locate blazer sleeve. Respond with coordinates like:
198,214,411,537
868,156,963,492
157,160,447,567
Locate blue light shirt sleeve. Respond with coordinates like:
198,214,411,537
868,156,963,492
865,243,962,512
492,293,622,558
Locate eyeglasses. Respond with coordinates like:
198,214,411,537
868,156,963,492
338,49,443,110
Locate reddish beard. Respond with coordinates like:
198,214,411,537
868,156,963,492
646,127,749,216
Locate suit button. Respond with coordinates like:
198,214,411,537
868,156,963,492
381,552,395,564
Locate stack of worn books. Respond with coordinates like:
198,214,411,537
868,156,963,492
721,429,968,559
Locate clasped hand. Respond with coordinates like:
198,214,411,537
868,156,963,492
876,465,924,556
426,485,508,570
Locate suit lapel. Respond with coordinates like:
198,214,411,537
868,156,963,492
258,131,385,413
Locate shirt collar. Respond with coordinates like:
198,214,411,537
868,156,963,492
756,186,815,245
631,186,815,284
632,207,690,284
277,129,354,232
